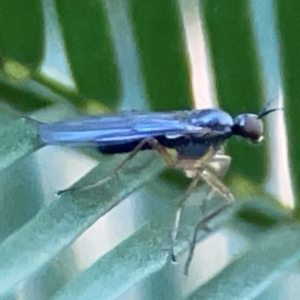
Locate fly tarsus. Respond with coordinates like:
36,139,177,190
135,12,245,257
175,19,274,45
184,201,232,276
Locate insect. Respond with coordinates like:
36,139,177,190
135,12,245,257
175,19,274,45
37,103,280,274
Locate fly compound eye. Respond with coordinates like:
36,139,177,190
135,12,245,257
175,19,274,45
232,114,264,143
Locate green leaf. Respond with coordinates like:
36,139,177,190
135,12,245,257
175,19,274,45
276,0,300,214
55,0,122,108
200,0,266,182
0,115,43,171
0,0,44,68
187,224,300,300
51,188,233,300
128,0,193,110
0,151,164,297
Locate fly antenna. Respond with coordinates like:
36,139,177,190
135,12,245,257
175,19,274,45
257,98,283,119
258,107,283,119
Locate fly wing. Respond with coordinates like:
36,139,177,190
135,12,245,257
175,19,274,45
38,111,203,146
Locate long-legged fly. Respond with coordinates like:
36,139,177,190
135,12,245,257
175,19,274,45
37,103,281,274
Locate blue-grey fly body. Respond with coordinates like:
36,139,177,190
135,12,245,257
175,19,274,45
37,105,280,274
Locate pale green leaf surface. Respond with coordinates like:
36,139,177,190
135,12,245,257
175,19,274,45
0,151,164,297
0,116,43,171
52,185,233,300
187,224,300,300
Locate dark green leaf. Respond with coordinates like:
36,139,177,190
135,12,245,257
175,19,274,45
276,0,300,215
0,0,44,68
128,0,193,110
55,0,121,108
200,0,266,182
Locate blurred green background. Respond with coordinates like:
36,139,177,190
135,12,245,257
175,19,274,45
0,0,299,299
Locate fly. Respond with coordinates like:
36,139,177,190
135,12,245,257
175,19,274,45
37,103,281,274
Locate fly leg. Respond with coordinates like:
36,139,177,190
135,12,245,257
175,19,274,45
184,199,231,275
184,155,233,275
57,138,176,195
201,154,234,202
169,147,219,262
199,154,231,216
169,173,202,262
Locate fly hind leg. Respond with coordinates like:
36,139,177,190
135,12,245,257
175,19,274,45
57,138,176,195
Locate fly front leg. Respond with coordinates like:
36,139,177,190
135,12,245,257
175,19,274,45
200,157,234,204
57,137,177,196
199,154,232,214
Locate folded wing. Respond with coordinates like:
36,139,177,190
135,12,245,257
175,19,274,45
38,111,202,146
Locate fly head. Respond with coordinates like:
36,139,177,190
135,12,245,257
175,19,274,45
231,103,282,143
